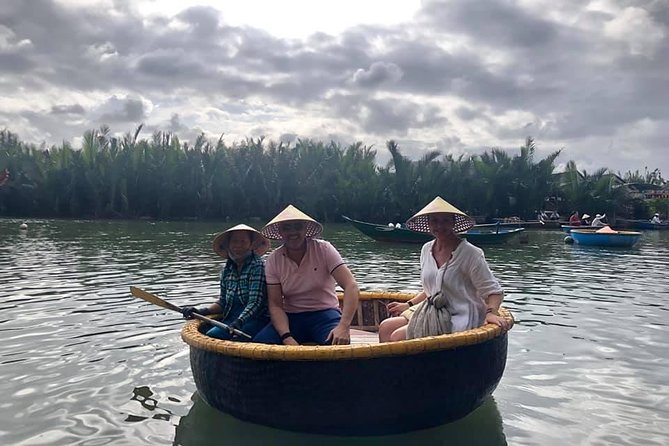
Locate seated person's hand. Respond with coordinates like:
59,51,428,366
387,301,409,317
181,306,210,320
326,324,351,345
485,313,511,331
227,319,242,335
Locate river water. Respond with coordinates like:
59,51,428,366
0,219,667,446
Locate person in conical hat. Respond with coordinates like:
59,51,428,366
260,204,323,240
379,196,509,343
591,213,606,227
181,224,270,341
254,205,360,346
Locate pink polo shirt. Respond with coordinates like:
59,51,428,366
265,238,344,313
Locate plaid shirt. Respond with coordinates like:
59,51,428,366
217,253,267,324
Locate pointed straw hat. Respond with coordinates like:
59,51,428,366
261,205,323,240
212,224,270,259
405,196,476,233
582,214,590,219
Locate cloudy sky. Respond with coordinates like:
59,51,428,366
1,0,668,175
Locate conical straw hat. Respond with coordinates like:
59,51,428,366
405,196,476,233
261,205,323,240
212,224,270,258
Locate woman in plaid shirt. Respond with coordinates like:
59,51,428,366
182,224,270,341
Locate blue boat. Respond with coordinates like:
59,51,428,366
569,228,642,247
631,221,669,231
560,225,601,233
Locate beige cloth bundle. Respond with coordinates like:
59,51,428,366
406,291,452,339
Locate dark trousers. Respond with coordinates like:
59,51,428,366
253,308,342,345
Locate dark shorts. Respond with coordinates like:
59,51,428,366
252,308,342,345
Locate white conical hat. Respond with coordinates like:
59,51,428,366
261,205,323,240
212,224,270,258
405,196,476,233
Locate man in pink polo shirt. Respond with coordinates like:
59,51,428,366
253,205,360,345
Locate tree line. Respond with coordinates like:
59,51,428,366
0,127,666,222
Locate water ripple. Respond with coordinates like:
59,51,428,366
1,220,668,445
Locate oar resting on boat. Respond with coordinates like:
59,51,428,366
181,291,514,435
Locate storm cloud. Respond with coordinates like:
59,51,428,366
0,0,667,175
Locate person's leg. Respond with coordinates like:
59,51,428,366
305,308,342,345
236,317,269,342
378,316,408,342
205,326,233,340
390,325,408,342
252,322,282,344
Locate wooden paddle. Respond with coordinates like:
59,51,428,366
129,286,252,339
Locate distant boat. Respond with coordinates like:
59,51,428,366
561,224,605,233
615,218,669,230
343,216,526,246
569,228,642,247
630,220,669,230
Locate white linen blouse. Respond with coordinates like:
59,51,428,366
420,239,504,332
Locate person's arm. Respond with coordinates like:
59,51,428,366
387,291,427,316
267,284,298,345
327,264,360,345
234,261,266,325
469,252,510,331
484,293,510,330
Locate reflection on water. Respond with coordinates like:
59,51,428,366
173,393,506,446
1,219,668,445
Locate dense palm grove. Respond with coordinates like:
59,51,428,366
0,127,666,222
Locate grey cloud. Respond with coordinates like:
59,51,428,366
455,106,483,122
168,113,187,133
351,62,403,88
420,0,557,48
330,94,448,135
0,53,35,72
98,97,146,123
50,104,85,115
136,52,209,78
176,6,221,36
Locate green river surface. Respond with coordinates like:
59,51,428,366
1,218,667,445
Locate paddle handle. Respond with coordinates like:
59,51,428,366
191,313,252,339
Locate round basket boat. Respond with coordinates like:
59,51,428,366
181,291,514,435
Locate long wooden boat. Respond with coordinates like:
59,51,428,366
343,215,526,246
181,291,514,435
570,228,642,247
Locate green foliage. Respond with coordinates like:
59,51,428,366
0,128,654,222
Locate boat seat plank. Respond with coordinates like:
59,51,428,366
350,328,379,345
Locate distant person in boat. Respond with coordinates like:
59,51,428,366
0,168,9,187
581,213,591,225
253,205,360,345
569,211,581,226
181,224,270,341
378,197,510,342
651,213,662,224
591,214,607,227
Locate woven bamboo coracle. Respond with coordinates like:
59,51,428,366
181,291,514,435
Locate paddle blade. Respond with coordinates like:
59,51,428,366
130,286,182,313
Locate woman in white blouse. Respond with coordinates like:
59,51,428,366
378,197,510,342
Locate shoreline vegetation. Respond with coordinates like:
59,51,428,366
1,127,667,222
